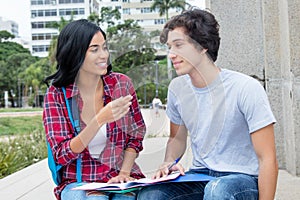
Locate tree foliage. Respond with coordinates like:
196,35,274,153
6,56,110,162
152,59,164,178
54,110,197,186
150,0,187,20
0,30,15,42
106,19,166,103
107,20,155,72
0,37,36,107
88,7,121,27
0,41,30,61
47,17,75,65
19,58,53,102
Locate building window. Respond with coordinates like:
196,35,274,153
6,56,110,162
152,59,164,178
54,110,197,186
31,9,57,18
154,19,166,25
32,22,43,29
32,21,57,29
32,45,50,53
59,8,85,16
32,33,57,41
123,8,130,14
31,0,56,5
59,0,84,3
141,7,151,13
45,9,57,16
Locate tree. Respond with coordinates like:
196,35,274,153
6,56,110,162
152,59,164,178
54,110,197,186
88,8,121,27
104,17,163,104
0,41,30,61
20,58,52,107
47,16,75,64
150,0,187,20
107,19,155,72
0,37,35,107
0,30,15,42
4,53,38,107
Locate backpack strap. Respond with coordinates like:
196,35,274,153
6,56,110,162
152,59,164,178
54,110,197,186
62,87,82,183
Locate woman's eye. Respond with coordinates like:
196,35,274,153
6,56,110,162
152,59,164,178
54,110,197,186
91,48,98,52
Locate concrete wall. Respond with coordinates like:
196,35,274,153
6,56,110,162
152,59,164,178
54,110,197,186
207,0,300,175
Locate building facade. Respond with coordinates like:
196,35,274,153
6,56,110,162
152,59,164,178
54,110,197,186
0,17,31,49
0,17,19,37
30,0,100,57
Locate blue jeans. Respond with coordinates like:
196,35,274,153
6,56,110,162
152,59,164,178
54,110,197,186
61,182,138,200
137,169,258,200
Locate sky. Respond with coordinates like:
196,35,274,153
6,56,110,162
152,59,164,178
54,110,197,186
0,0,31,40
0,0,205,41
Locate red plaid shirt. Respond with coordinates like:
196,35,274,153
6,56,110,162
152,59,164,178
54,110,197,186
43,72,146,199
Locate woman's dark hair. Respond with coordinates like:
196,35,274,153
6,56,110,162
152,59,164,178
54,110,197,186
160,8,220,62
44,19,112,87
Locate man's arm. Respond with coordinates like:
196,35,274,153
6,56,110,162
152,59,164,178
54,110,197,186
164,122,188,163
251,123,278,200
153,122,188,178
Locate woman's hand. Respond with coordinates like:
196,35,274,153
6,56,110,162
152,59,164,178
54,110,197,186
72,95,133,151
96,95,132,126
107,172,135,184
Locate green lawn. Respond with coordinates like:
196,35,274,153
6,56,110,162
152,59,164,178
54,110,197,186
0,115,43,136
0,114,46,178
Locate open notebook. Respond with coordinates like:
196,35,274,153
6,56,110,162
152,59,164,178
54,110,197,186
72,173,215,192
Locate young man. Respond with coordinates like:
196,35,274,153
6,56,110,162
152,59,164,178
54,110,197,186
137,8,278,200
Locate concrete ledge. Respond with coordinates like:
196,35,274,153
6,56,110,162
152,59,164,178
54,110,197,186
1,137,300,199
0,159,56,200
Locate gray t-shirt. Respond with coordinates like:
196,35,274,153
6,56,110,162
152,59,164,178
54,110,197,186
166,69,276,175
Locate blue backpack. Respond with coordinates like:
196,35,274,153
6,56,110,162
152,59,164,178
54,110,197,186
47,87,82,185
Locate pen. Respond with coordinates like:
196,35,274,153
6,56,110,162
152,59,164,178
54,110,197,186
167,157,181,171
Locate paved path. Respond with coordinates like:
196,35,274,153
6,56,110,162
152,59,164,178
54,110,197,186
0,111,42,118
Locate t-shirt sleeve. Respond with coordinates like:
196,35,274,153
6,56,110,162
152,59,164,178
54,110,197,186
166,84,185,125
238,79,276,133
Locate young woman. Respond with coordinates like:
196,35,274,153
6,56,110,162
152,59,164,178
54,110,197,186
138,8,278,200
43,19,146,200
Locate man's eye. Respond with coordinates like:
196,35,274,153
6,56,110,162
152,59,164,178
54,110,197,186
175,43,183,48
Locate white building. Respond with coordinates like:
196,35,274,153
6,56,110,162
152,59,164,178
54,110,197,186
0,17,19,37
0,17,31,50
30,0,100,57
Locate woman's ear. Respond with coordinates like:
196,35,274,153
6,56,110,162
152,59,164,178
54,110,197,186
201,49,208,54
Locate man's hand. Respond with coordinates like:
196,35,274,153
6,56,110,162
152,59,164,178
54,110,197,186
152,162,185,179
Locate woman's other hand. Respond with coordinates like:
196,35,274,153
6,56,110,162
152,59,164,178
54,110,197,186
96,95,133,125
